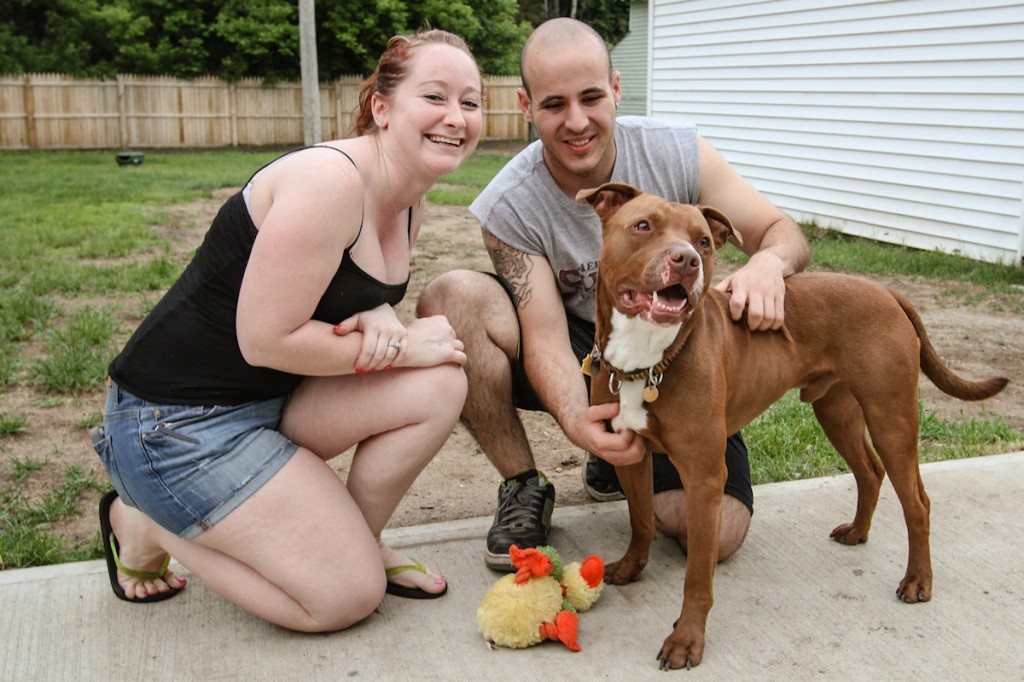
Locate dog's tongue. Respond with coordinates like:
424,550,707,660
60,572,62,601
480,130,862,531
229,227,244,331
645,285,690,325
653,285,687,312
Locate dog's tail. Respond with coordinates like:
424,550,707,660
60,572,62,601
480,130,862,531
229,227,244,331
890,289,1009,400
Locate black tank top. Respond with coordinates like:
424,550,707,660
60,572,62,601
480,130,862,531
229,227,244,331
108,148,410,405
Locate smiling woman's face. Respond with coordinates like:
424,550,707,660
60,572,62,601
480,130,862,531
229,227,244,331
375,42,483,177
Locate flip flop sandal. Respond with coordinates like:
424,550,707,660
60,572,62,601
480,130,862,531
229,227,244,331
98,490,183,604
385,558,448,600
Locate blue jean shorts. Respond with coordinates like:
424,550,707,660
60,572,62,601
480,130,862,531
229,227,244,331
91,380,298,540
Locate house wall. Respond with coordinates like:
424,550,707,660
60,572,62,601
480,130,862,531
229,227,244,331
611,1,650,115
649,0,1024,265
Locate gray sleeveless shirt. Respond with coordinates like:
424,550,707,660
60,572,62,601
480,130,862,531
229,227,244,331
469,116,700,322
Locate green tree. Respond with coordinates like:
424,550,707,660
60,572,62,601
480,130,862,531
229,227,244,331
578,0,630,47
209,0,298,81
0,0,152,77
114,1,213,77
316,0,410,77
316,0,529,77
115,0,300,80
0,0,627,79
407,0,529,76
517,0,630,45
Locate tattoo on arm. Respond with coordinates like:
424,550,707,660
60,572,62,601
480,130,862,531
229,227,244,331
484,231,533,310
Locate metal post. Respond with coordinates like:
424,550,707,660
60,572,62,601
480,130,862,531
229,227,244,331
299,0,321,145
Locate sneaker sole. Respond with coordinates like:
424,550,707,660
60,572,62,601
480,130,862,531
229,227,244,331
484,551,515,573
581,455,625,502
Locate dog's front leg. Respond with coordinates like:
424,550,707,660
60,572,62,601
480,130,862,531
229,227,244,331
605,453,655,585
658,461,724,670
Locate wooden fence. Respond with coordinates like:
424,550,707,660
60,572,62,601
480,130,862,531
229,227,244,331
0,73,528,149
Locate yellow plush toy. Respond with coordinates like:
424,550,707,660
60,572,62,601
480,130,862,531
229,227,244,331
477,545,604,651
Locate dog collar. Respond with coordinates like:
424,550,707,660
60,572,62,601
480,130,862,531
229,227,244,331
581,341,685,403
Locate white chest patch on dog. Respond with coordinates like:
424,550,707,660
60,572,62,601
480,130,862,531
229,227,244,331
605,311,680,433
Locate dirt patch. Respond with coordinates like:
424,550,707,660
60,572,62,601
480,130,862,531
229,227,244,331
2,167,1022,557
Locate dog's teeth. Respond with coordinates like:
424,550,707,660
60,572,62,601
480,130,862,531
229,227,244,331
652,290,659,305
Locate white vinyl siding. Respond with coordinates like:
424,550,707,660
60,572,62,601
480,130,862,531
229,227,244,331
649,0,1024,265
612,1,651,115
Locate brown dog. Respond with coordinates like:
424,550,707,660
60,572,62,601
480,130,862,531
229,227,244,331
576,182,1008,670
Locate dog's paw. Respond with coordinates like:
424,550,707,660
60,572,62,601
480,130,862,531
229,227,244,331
830,522,869,545
603,556,645,585
657,626,705,670
896,574,932,604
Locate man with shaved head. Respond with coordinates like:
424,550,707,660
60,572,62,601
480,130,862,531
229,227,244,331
418,18,810,572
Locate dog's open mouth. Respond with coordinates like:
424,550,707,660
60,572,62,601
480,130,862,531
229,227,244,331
617,283,694,325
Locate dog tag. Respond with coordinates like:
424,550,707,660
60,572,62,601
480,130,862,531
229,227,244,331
581,354,594,376
643,385,660,403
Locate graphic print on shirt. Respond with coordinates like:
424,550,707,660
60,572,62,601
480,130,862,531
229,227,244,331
559,260,598,306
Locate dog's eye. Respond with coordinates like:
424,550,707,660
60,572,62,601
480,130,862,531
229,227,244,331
699,236,712,249
631,221,651,233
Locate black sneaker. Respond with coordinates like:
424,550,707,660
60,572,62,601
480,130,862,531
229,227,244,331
485,471,555,571
581,452,625,502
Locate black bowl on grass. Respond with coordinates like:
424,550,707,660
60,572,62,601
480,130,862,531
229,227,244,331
116,152,145,166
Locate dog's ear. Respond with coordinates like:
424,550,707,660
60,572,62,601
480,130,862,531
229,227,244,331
575,183,642,218
700,205,742,250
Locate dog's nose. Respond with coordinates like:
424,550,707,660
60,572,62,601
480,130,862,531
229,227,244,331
669,246,700,272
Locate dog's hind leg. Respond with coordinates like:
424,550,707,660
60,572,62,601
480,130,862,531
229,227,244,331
861,395,932,604
812,387,886,545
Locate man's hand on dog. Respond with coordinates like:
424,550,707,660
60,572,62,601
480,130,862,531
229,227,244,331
571,402,646,466
714,251,788,331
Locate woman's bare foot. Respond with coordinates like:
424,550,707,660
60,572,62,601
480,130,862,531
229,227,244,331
108,496,186,599
379,543,446,596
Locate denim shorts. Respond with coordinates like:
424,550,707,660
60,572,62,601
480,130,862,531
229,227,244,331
91,380,298,540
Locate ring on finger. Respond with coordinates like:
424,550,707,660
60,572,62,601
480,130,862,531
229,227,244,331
388,340,401,349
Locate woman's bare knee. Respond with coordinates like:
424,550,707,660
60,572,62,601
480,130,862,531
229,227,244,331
272,533,387,632
298,577,384,632
402,362,467,424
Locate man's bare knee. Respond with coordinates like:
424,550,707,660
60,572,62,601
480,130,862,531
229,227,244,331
653,490,752,562
716,495,752,561
417,269,482,318
420,271,519,362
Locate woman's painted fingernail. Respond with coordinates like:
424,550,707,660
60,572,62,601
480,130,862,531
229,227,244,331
355,367,365,374
332,324,342,332
383,365,393,371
